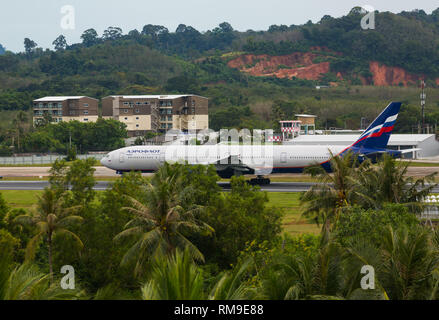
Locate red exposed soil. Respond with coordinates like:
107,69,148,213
369,61,421,86
227,53,330,81
227,52,434,87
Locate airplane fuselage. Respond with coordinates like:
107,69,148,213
101,144,349,177
100,102,403,181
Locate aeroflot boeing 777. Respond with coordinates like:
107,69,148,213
101,102,413,185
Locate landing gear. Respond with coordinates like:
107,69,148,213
249,176,271,185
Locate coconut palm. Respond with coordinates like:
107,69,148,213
341,236,389,300
301,151,359,235
380,226,439,300
259,253,315,300
209,257,255,300
14,188,83,282
353,154,437,212
114,163,214,276
0,263,83,300
141,249,205,300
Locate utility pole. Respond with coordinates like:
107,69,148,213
421,80,426,133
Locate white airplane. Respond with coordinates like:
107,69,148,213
101,102,411,185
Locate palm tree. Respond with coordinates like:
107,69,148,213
141,249,205,300
353,154,437,212
14,188,83,282
341,236,389,300
259,239,345,300
209,257,255,300
114,163,214,276
301,151,359,235
380,226,439,300
0,263,82,300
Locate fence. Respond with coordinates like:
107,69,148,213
0,154,106,165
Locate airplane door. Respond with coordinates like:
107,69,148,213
119,153,125,163
281,152,287,164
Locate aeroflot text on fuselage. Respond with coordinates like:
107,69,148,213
127,149,161,154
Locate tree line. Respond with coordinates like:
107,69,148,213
0,117,127,156
1,155,439,300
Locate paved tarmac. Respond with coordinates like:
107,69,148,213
1,181,438,193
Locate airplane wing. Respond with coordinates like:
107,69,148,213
359,148,421,162
399,148,421,154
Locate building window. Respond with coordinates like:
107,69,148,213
84,103,89,107
123,102,129,106
135,109,140,113
136,117,139,120
136,124,140,128
124,109,128,113
39,103,43,108
192,101,195,107
69,111,75,115
167,116,172,121
160,101,173,107
58,103,62,108
136,102,142,105
84,110,89,115
167,109,172,115
167,123,172,129
83,119,88,122
124,117,128,120
143,102,149,105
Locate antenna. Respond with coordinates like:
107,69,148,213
421,79,426,133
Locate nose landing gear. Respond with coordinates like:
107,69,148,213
249,176,271,185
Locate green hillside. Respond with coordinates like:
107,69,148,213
1,7,439,153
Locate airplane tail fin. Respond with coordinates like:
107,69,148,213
352,102,401,150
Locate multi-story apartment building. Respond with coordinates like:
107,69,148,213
102,95,209,137
33,96,99,125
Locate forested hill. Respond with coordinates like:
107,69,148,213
1,7,439,133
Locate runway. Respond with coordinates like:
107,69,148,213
0,181,315,192
0,166,437,178
1,181,439,193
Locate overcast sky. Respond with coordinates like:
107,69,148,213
0,0,438,52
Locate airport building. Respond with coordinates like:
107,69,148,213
102,95,209,137
284,134,439,159
33,96,99,124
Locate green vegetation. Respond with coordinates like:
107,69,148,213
301,152,436,235
0,155,438,300
1,118,127,155
1,8,439,154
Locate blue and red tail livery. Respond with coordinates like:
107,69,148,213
350,102,401,152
